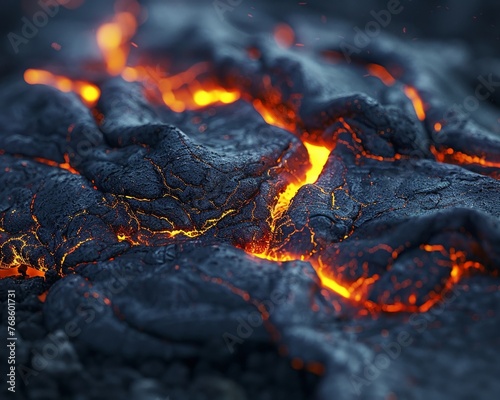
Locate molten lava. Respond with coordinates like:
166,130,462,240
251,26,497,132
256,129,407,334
243,102,364,301
365,63,426,122
13,6,498,318
24,69,100,106
366,63,396,86
122,63,240,112
431,146,500,170
246,139,331,261
96,1,139,75
34,154,79,175
273,141,331,224
274,23,295,49
403,86,426,121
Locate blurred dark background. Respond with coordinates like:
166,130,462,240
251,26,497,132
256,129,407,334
1,0,499,52
0,0,499,81
259,0,500,54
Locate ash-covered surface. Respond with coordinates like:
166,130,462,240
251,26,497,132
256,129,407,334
1,1,500,399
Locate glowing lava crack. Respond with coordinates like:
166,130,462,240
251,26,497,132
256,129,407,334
1,0,500,321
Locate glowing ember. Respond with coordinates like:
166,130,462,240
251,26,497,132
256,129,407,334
366,65,426,122
34,154,80,175
249,75,299,132
414,245,484,312
271,141,330,222
246,102,345,297
12,1,499,321
403,85,426,121
24,69,100,106
0,266,45,279
122,63,240,112
366,63,396,86
431,146,500,170
315,261,351,299
250,97,330,239
97,9,138,75
274,23,295,48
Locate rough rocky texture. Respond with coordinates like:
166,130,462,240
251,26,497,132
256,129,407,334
1,1,500,399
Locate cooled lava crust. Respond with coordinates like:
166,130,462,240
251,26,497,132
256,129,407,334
1,1,500,400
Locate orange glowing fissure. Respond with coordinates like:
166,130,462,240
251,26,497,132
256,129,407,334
24,69,100,106
247,139,331,257
366,63,396,86
403,86,426,121
431,145,500,169
17,11,480,315
243,109,359,300
242,84,390,304
0,266,45,279
121,63,240,112
24,4,240,113
365,64,500,177
365,63,426,121
417,244,484,313
34,154,79,175
315,242,485,313
247,97,484,311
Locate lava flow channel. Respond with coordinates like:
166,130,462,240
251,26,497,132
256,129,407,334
24,69,100,106
242,108,360,300
20,60,352,300
13,4,499,314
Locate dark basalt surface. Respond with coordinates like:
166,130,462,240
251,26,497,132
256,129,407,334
1,1,500,399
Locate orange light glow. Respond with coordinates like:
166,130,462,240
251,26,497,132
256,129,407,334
416,244,485,312
269,141,330,227
274,23,295,48
246,102,336,292
434,122,442,132
366,63,396,86
403,86,426,121
38,291,48,302
249,75,300,133
80,84,101,103
97,23,123,50
96,8,138,75
315,260,384,303
0,266,45,279
252,98,298,132
431,145,500,170
193,89,240,106
316,263,351,299
24,69,101,106
249,99,330,239
34,154,79,175
121,63,240,112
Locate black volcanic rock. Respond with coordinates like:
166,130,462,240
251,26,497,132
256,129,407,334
1,1,500,400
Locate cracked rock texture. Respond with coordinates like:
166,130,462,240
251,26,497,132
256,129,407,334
1,1,500,399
